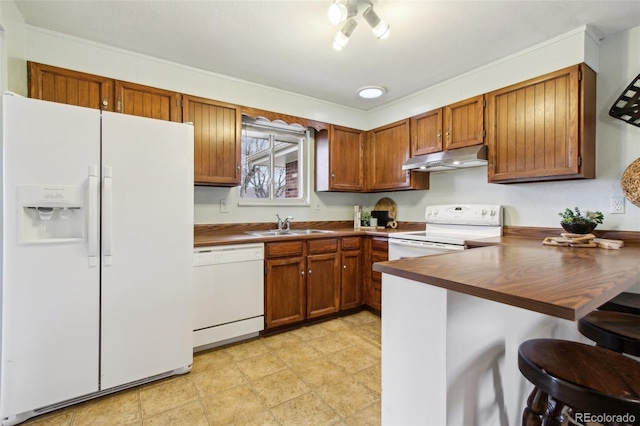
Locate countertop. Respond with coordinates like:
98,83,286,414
194,223,422,247
373,236,640,321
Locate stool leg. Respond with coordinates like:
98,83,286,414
545,400,566,426
522,387,567,426
523,387,547,426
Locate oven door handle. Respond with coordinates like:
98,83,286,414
389,239,466,251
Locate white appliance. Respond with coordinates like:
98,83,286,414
193,243,265,351
389,204,503,260
0,94,194,425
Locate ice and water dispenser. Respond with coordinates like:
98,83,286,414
19,185,85,244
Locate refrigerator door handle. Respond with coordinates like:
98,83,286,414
103,166,113,266
88,165,99,267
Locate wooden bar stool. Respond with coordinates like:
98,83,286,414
518,339,640,426
578,311,640,356
599,292,640,315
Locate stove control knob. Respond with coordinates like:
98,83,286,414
490,209,496,216
433,209,439,216
426,209,432,217
481,209,487,216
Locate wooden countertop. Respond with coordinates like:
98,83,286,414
373,236,640,321
194,221,424,247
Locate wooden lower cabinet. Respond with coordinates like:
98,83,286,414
306,253,341,319
265,241,306,329
264,237,363,330
341,237,363,310
365,237,388,312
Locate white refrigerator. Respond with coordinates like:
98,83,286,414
0,94,194,425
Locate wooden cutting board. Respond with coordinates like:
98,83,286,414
374,197,397,220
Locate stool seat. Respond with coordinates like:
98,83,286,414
518,339,640,423
578,311,640,356
599,291,640,315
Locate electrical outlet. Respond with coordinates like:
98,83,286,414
610,197,625,214
220,199,229,213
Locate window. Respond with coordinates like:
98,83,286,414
239,116,310,206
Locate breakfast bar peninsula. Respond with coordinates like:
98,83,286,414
373,236,640,425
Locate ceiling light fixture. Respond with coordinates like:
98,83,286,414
328,1,390,50
327,1,358,26
357,86,386,99
333,19,358,51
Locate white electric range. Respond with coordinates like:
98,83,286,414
388,204,503,260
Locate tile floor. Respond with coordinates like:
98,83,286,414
22,310,381,426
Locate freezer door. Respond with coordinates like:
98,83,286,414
1,95,101,417
99,112,194,390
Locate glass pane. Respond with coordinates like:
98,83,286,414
241,135,271,199
274,138,300,199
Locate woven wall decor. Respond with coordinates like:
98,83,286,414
609,73,640,127
621,158,640,207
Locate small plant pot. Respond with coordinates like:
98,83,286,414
561,222,597,234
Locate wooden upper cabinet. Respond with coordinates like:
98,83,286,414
486,64,596,183
410,108,443,155
443,94,485,150
115,81,181,122
28,62,113,111
315,125,364,192
367,119,429,191
183,95,241,186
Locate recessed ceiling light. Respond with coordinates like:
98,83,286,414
357,86,386,99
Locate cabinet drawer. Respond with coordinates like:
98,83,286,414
307,238,339,254
370,237,389,251
341,236,361,251
266,241,304,258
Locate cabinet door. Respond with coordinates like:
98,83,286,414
410,108,443,155
486,64,595,183
316,125,364,191
307,253,341,319
183,95,242,186
367,119,429,191
341,249,363,310
28,61,113,111
443,95,484,150
265,257,306,329
367,119,412,190
115,81,181,122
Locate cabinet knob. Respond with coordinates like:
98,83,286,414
301,270,305,275
343,265,347,269
102,98,108,109
331,172,335,178
438,131,442,141
308,269,312,274
446,129,450,139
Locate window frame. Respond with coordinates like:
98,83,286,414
238,117,311,207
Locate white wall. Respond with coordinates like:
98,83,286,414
5,7,639,230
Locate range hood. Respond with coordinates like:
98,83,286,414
402,145,488,172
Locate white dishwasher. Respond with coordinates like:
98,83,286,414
193,243,264,351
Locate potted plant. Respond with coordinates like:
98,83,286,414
559,207,604,234
360,210,372,227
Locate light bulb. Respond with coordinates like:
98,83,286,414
332,19,358,51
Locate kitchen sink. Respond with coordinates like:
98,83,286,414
247,229,335,237
290,229,336,235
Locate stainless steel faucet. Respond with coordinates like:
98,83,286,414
276,214,294,232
